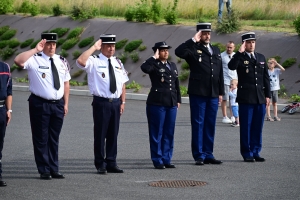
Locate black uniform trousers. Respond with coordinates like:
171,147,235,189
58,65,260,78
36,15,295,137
92,96,121,170
28,94,64,174
0,105,7,175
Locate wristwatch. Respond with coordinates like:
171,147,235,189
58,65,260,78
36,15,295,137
122,102,126,104
8,109,12,113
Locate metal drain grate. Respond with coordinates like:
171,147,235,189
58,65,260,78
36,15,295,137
149,180,207,188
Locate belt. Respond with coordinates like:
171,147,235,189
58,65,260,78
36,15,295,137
93,96,120,102
31,94,62,103
0,100,5,106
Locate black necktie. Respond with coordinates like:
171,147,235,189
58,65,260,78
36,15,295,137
49,57,60,90
108,58,117,94
206,45,211,55
229,55,231,59
250,53,256,61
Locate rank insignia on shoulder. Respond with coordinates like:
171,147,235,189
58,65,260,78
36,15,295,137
244,61,249,64
34,53,42,56
159,69,165,72
92,55,100,58
197,50,202,53
115,66,122,70
39,66,49,69
102,72,105,78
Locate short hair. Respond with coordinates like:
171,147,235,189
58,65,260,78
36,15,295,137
231,79,238,84
228,41,234,45
268,57,277,62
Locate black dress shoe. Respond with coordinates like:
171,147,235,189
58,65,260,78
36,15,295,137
204,158,223,164
244,157,255,162
97,168,107,174
40,173,52,180
164,164,176,168
195,159,204,165
154,164,165,169
0,179,7,187
254,156,265,162
51,172,65,179
107,166,124,173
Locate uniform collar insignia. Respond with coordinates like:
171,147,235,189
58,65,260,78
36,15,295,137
197,50,202,53
244,61,249,64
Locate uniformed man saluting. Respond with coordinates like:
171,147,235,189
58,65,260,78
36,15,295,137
0,60,12,187
228,32,270,162
14,33,71,179
141,42,181,169
175,23,224,166
76,34,128,174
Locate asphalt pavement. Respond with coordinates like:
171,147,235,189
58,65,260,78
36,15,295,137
0,91,299,200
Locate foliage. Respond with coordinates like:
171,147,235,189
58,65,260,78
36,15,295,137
181,61,190,70
19,0,31,13
10,64,22,72
135,0,151,22
69,80,88,86
58,49,68,58
50,28,70,37
124,39,143,52
180,85,188,97
0,0,14,14
124,6,135,21
164,0,178,25
70,5,97,21
20,38,34,48
115,39,128,50
167,55,172,61
57,38,67,47
67,27,84,39
52,4,63,16
216,9,241,34
117,52,128,64
282,58,297,68
177,57,182,63
293,15,300,35
178,69,190,81
78,36,94,48
61,38,80,50
15,77,29,83
29,2,40,16
71,70,84,78
0,48,15,60
72,50,81,59
151,0,162,23
0,41,7,49
138,45,146,51
290,94,300,102
0,26,9,36
211,42,226,52
126,80,141,92
278,84,287,98
7,38,20,48
30,40,40,49
0,29,17,40
130,51,139,63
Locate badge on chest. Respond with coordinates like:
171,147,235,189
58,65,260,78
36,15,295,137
102,72,105,78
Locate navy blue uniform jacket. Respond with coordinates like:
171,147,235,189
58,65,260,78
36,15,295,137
141,57,181,107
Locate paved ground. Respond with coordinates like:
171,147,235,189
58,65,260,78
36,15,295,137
0,91,299,200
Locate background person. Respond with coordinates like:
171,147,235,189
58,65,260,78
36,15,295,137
14,33,70,179
141,42,181,169
228,79,239,127
218,0,232,22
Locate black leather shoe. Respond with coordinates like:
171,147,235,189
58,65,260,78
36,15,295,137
244,157,255,162
164,164,176,168
40,173,52,180
154,164,165,169
254,156,265,162
51,172,65,179
195,159,204,165
97,168,107,174
107,166,124,173
0,179,7,187
204,158,223,164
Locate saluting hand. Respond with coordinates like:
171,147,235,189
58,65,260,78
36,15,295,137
154,49,159,59
239,41,246,53
93,39,102,51
193,31,202,42
36,39,46,52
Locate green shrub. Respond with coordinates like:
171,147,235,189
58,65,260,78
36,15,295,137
126,80,141,92
0,0,14,14
180,85,188,97
124,6,135,21
10,64,21,72
0,41,7,49
211,42,226,52
19,0,31,13
58,49,68,58
290,94,300,102
29,2,40,16
8,38,20,48
181,61,190,70
61,38,79,50
71,70,84,78
151,0,162,23
15,77,29,83
69,80,87,86
0,48,15,60
72,50,81,59
57,38,67,47
135,0,151,22
282,58,297,68
52,4,63,16
168,55,172,61
50,28,70,37
0,29,17,40
0,26,9,36
118,52,128,64
293,15,300,36
30,40,40,49
178,70,190,81
20,38,34,48
177,57,182,63
130,51,139,63
115,39,128,50
70,5,97,21
216,9,241,34
164,0,178,25
298,63,300,68
78,36,94,48
67,27,84,39
278,84,287,98
138,45,146,51
124,39,143,52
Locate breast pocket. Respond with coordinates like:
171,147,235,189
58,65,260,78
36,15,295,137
95,67,108,79
37,68,50,77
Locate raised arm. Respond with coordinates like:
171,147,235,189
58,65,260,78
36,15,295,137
77,39,102,67
140,49,159,74
175,31,201,59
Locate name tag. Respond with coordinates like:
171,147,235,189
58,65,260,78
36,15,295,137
39,66,49,69
98,66,106,68
260,62,265,64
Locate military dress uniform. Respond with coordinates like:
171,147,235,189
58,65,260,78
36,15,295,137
175,23,224,163
228,32,270,161
0,61,12,186
24,48,71,175
141,42,181,168
77,52,129,171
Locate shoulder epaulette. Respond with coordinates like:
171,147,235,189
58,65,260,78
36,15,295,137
92,55,100,58
34,53,42,56
59,55,71,71
59,55,67,62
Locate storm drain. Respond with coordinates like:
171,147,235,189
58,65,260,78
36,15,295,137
149,180,207,188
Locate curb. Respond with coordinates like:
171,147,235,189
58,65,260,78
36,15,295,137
12,85,286,109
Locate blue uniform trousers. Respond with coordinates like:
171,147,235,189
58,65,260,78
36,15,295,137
92,96,120,169
189,94,219,161
28,94,64,174
0,106,7,175
239,104,266,158
146,105,177,166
